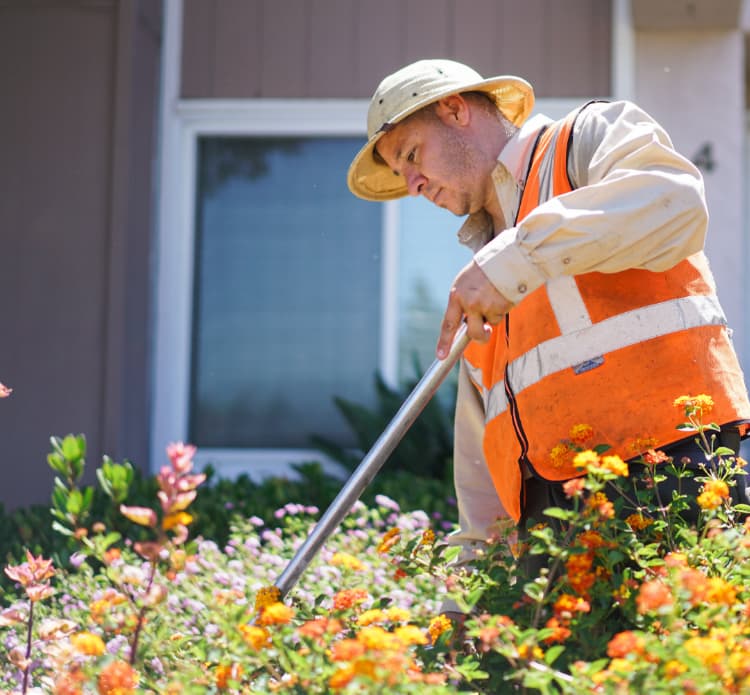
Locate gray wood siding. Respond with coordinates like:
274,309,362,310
181,0,612,99
0,0,162,509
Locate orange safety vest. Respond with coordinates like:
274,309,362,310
463,105,750,522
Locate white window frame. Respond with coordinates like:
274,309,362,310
153,97,401,479
153,0,621,479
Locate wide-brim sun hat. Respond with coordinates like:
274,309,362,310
347,58,534,201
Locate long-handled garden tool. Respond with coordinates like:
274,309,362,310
273,324,470,598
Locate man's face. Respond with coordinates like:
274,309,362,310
374,101,490,217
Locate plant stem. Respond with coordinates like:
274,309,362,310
129,558,157,665
21,599,33,694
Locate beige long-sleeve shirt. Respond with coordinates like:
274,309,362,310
446,100,709,570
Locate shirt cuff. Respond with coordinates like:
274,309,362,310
473,227,547,305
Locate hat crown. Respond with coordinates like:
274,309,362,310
367,59,484,138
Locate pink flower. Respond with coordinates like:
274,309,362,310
167,442,197,473
0,382,12,398
4,551,56,602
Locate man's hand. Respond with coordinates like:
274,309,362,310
437,261,512,358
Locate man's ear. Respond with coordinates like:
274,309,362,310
434,95,471,126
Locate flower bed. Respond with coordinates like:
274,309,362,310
1,390,749,693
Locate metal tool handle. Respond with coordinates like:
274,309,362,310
274,324,470,597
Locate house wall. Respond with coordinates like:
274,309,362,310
0,0,162,509
633,26,748,367
179,0,612,100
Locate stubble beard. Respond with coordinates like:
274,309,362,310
440,127,491,217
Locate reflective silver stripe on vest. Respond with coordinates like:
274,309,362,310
538,125,601,373
468,294,726,424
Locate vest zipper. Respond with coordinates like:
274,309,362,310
503,314,541,520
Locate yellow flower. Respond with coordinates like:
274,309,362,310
684,636,725,667
517,643,544,661
601,454,628,477
329,665,356,690
550,443,573,468
625,513,654,531
70,631,106,656
427,614,452,643
257,601,295,626
569,423,594,445
238,624,270,650
254,586,281,612
215,663,243,690
357,609,387,626
674,394,714,415
664,659,688,679
628,437,659,456
573,449,600,471
586,491,614,519
352,658,377,679
384,606,411,623
357,625,401,651
394,624,428,646
420,529,436,545
608,657,634,674
705,577,738,605
697,479,730,510
377,527,401,554
330,552,365,572
162,511,193,531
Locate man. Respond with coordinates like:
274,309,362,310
347,59,750,571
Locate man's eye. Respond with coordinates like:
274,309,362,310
407,149,416,163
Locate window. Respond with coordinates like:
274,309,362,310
190,136,383,449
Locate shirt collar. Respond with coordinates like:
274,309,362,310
498,113,554,185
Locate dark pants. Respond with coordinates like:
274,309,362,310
521,429,750,531
518,431,749,577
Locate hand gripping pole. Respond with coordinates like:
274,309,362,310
274,325,470,598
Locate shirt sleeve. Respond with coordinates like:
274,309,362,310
445,361,510,559
474,100,709,306
440,360,512,614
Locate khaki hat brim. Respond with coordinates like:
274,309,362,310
347,75,534,202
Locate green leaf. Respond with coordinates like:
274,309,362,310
51,486,68,512
441,545,462,563
62,434,83,462
66,489,83,516
544,644,565,665
542,507,572,521
51,520,74,537
713,446,737,457
733,504,750,514
81,487,94,513
47,452,67,476
101,531,122,548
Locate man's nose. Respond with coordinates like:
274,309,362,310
404,169,426,196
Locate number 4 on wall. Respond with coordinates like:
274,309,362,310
691,142,715,173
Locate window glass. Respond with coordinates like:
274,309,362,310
397,197,472,383
190,137,381,448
